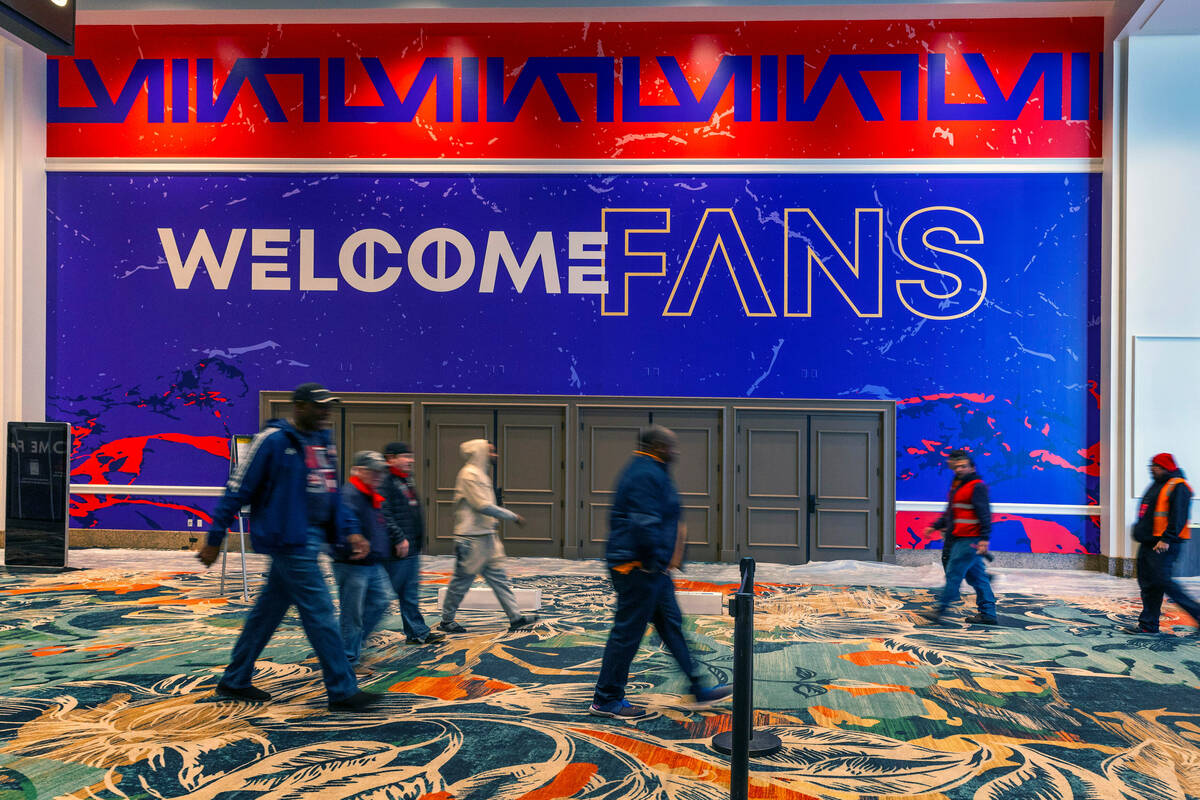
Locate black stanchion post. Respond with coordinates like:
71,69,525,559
712,557,782,800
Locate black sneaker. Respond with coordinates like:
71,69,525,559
1119,625,1159,635
406,631,447,644
328,691,380,712
215,682,271,702
690,683,733,706
508,615,538,632
965,613,999,625
438,621,467,634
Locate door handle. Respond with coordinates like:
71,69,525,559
807,494,818,514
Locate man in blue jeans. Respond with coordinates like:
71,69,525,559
332,451,395,671
920,450,997,625
198,382,379,711
380,441,444,645
590,426,731,719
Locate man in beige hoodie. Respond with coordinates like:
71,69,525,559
438,439,538,633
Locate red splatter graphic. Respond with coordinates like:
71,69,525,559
896,511,1089,553
897,392,995,406
70,433,231,524
1029,445,1100,477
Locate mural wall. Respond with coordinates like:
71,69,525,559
45,18,1104,552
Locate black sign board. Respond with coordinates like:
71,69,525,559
5,422,71,569
0,0,75,55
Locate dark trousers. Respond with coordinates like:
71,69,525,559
1136,541,1200,632
593,568,699,705
384,556,431,639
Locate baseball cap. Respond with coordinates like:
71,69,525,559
352,450,387,471
383,441,412,457
292,382,339,404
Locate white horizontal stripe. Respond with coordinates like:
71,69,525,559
45,157,1104,175
70,484,226,497
897,501,1101,516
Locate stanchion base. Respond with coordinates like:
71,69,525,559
710,730,783,756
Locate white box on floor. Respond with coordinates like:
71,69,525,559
437,586,541,612
677,591,725,615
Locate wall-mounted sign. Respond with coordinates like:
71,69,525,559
48,18,1102,160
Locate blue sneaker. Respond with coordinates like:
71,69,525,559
589,699,648,719
690,684,733,706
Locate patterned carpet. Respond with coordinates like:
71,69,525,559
0,564,1197,799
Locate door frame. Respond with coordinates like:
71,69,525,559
260,391,896,564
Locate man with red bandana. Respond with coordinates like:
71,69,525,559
380,442,444,645
332,450,394,672
1124,452,1200,636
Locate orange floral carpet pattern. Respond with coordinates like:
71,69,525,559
0,566,1197,799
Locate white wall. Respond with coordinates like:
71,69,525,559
1118,33,1200,549
0,29,48,528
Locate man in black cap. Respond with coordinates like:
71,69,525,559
380,442,444,644
198,382,378,711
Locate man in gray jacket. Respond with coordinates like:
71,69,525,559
438,439,538,633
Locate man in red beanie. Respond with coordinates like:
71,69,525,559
1124,452,1200,635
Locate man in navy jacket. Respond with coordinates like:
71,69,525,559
380,441,443,645
198,383,378,711
590,426,730,719
332,451,395,669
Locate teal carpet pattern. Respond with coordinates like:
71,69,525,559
0,566,1196,799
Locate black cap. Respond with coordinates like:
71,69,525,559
383,441,412,457
292,382,339,404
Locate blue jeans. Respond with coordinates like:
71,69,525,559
332,562,392,665
593,568,699,705
221,528,358,701
1136,541,1200,631
938,536,996,617
384,556,431,639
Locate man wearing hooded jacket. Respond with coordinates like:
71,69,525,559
438,439,538,633
198,383,378,711
1124,452,1200,635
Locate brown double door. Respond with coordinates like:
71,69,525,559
578,407,721,563
261,400,412,482
736,411,882,563
423,405,565,558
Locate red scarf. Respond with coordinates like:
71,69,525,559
389,465,410,479
349,474,384,508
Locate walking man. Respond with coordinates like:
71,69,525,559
331,451,394,672
920,450,998,625
1123,452,1200,635
198,382,378,711
380,441,444,644
590,426,731,719
438,439,538,634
